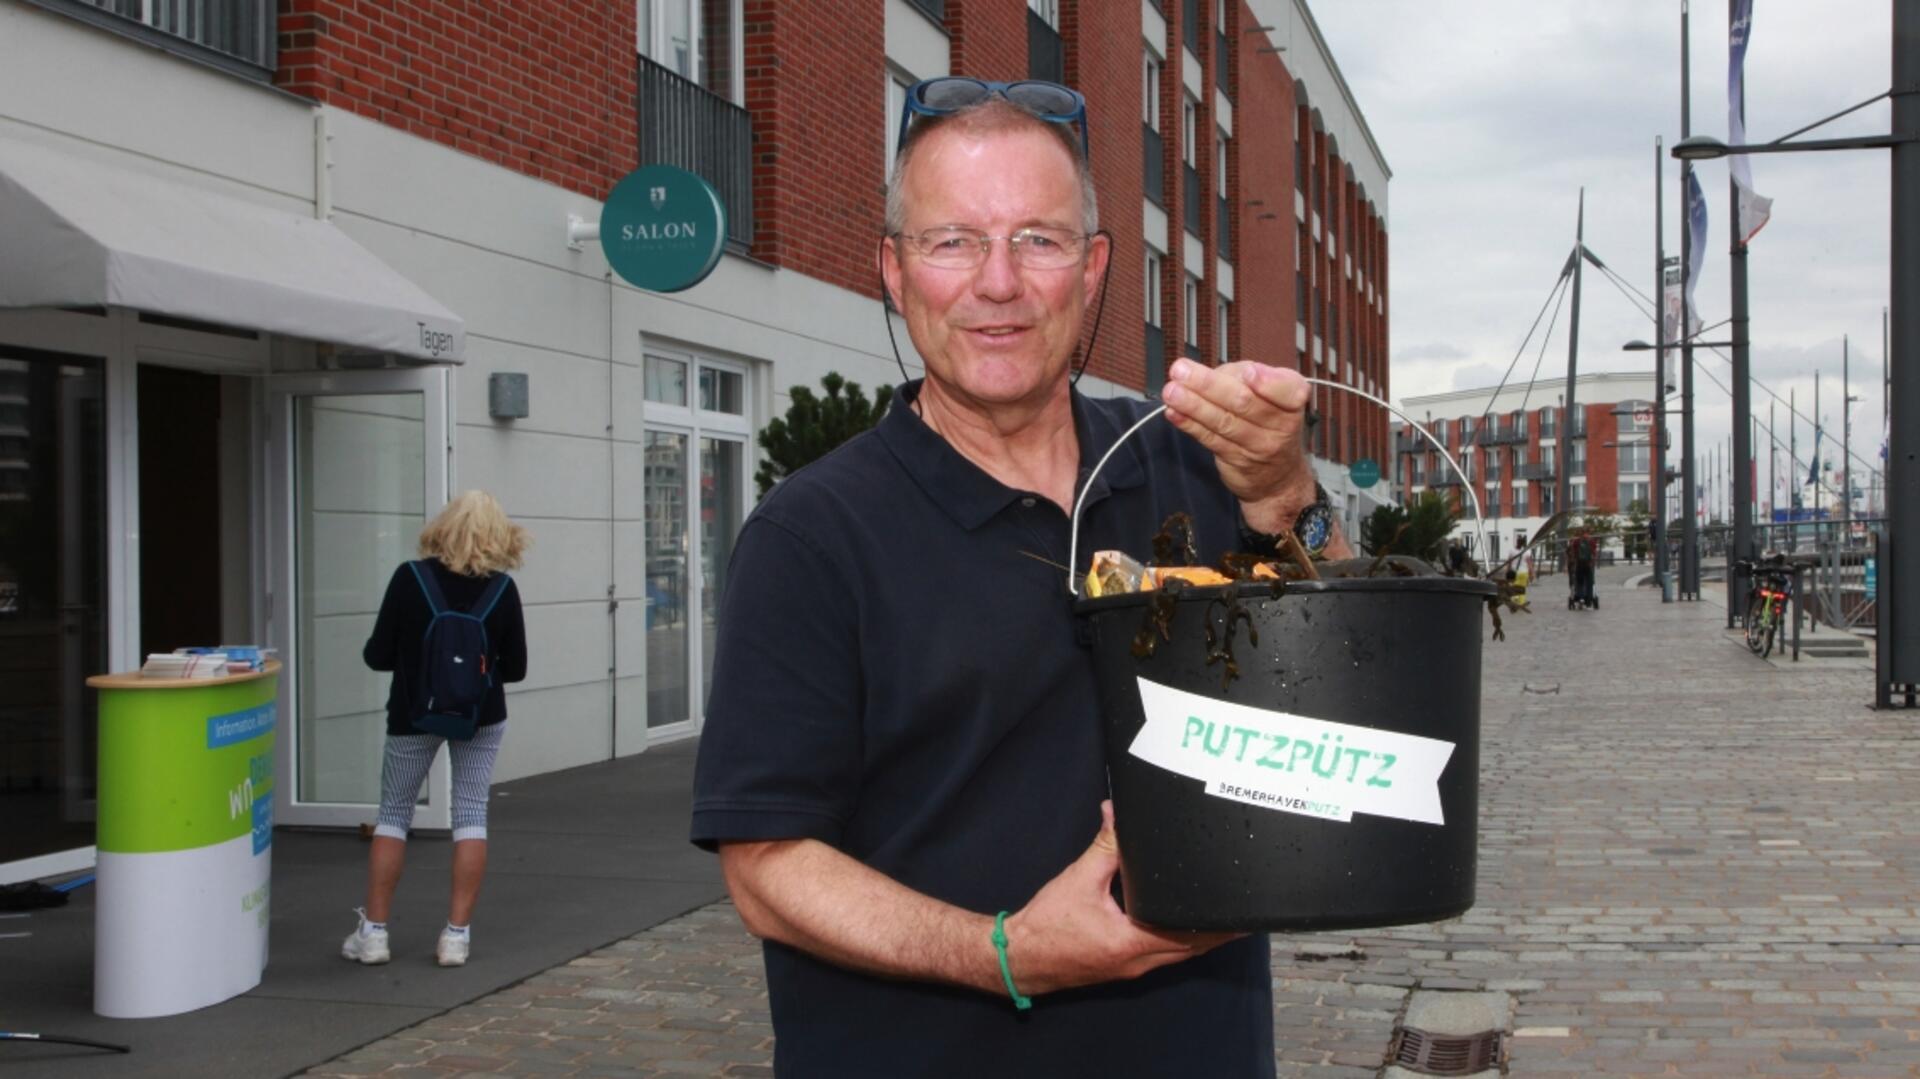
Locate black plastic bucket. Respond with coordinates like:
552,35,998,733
1077,574,1495,932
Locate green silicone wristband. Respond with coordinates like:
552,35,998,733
992,911,1033,1011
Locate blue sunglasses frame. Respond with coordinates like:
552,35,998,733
895,78,1092,161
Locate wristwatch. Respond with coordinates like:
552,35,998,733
1239,483,1335,558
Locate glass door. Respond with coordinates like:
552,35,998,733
641,351,748,738
266,369,449,828
0,347,107,867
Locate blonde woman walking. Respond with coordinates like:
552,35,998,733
343,491,529,967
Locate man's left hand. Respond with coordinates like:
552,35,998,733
1160,358,1316,534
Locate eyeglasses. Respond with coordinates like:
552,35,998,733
896,78,1091,161
894,226,1092,270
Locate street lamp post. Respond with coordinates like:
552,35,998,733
1678,1,1699,601
1652,136,1671,600
1669,0,1920,705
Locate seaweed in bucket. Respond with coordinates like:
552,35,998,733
1096,504,1550,678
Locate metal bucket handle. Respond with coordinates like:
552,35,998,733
1066,376,1487,595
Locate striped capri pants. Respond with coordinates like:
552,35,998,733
373,722,506,843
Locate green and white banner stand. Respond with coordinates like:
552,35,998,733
87,663,279,1018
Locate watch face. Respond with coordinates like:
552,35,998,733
1297,506,1333,556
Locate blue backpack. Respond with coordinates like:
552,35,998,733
407,561,511,741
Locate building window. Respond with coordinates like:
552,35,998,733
1182,96,1199,166
1618,442,1650,473
1619,481,1650,510
885,69,914,168
1144,251,1164,326
1570,481,1587,508
1027,0,1063,81
1184,275,1200,350
1142,48,1166,207
1215,129,1228,197
1143,50,1162,130
1486,487,1500,517
640,0,742,101
1216,297,1230,365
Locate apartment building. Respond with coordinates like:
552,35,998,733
1397,373,1659,561
0,0,1388,882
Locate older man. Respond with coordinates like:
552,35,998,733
692,79,1346,1076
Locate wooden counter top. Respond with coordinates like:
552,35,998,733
87,659,282,691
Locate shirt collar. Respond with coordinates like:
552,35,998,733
877,379,1150,532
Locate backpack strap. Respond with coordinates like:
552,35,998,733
472,573,511,621
408,560,450,615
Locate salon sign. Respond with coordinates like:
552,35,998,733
1127,677,1453,826
600,164,727,292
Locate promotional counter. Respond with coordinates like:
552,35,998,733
86,661,279,1019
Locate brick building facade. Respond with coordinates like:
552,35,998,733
1398,373,1659,561
0,0,1389,875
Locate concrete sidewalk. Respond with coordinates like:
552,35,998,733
300,565,1917,1078
0,740,723,1079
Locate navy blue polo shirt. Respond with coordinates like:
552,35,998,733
692,381,1275,1078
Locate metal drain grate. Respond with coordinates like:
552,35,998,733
1387,1026,1503,1076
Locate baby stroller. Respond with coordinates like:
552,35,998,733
1566,535,1599,610
1567,563,1598,610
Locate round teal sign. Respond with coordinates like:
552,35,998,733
600,165,727,293
1350,458,1381,489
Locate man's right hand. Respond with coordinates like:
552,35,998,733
999,801,1243,995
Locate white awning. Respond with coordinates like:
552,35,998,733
0,138,464,363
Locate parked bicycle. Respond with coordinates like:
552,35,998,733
1736,553,1794,658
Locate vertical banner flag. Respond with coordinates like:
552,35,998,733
1806,421,1822,489
1728,0,1773,243
1684,171,1709,337
1661,258,1687,345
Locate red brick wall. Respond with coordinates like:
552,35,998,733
1236,29,1296,375
948,0,1024,80
274,0,637,199
1588,404,1621,511
743,0,887,297
1064,0,1145,389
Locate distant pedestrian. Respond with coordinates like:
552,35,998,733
344,491,529,968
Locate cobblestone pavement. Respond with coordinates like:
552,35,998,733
304,567,1920,1078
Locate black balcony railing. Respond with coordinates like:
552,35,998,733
637,54,754,251
65,0,276,75
1143,125,1165,206
1183,164,1202,236
1475,423,1527,446
1394,432,1422,453
1145,323,1166,394
1028,10,1063,83
1517,461,1556,481
1216,194,1231,262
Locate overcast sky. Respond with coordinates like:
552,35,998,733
1311,1,1894,505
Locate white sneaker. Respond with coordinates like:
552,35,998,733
436,927,470,967
341,909,390,965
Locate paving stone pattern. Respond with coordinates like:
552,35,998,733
304,567,1920,1077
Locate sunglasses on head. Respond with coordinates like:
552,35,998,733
895,77,1091,161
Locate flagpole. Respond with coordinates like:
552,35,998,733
1845,334,1852,538
1727,0,1756,629
1679,0,1701,600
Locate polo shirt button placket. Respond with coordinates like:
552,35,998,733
1020,496,1037,508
